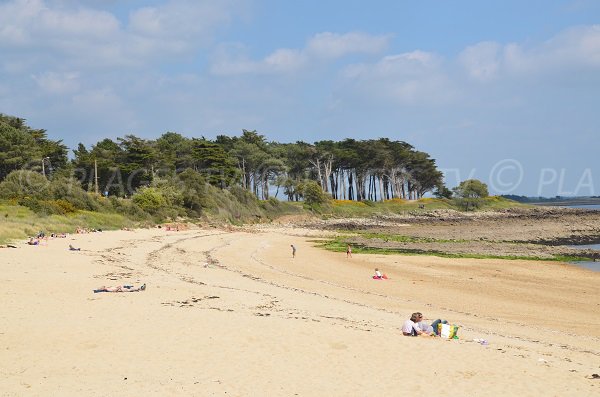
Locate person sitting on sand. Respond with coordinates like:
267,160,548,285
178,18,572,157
402,312,444,336
69,244,81,251
374,268,384,279
94,284,146,293
27,237,39,246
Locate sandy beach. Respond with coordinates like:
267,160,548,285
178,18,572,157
1,225,599,396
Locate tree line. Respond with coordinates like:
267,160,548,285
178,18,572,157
0,113,446,201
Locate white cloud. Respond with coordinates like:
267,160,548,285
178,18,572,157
129,0,235,41
458,42,502,81
460,25,600,80
306,32,390,59
211,31,390,75
32,71,80,95
0,0,120,46
0,0,241,69
338,50,455,105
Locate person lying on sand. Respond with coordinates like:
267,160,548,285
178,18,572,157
402,312,446,336
69,244,81,251
94,284,146,293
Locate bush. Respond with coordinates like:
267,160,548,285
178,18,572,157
53,199,77,213
176,169,211,214
17,197,75,215
132,187,166,214
109,197,150,221
48,176,104,211
302,181,330,206
453,197,482,211
0,170,50,199
230,185,257,206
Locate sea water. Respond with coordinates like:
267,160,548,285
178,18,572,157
569,261,600,271
567,242,600,271
565,204,600,210
564,205,600,271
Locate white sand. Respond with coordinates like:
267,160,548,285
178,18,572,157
1,226,599,396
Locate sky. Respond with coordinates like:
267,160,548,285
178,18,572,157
1,0,599,196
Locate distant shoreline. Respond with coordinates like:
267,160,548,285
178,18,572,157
529,200,600,206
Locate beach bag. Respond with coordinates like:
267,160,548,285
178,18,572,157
438,323,459,339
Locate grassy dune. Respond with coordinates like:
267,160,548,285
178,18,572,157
1,196,525,244
0,203,133,244
326,196,526,217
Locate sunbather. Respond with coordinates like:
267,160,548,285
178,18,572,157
94,284,146,293
69,244,81,251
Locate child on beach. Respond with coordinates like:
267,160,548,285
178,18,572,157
373,268,387,279
346,244,352,258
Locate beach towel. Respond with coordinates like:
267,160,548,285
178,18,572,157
372,274,388,280
438,323,459,339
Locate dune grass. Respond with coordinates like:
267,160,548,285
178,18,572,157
0,202,133,244
324,196,526,218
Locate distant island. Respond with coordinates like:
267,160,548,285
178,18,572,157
502,195,600,206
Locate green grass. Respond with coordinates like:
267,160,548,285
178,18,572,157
0,203,133,244
353,231,471,244
323,196,528,218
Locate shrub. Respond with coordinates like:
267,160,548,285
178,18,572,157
229,185,257,206
109,197,150,220
17,197,75,215
48,176,104,211
53,199,77,213
0,170,50,199
132,187,166,214
302,181,330,206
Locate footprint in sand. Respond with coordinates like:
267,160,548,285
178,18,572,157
329,342,348,350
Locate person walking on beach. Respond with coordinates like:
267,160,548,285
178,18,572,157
291,244,296,258
346,244,352,258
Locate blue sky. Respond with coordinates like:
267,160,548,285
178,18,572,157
1,0,599,196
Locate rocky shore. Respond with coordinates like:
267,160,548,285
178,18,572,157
300,207,600,260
